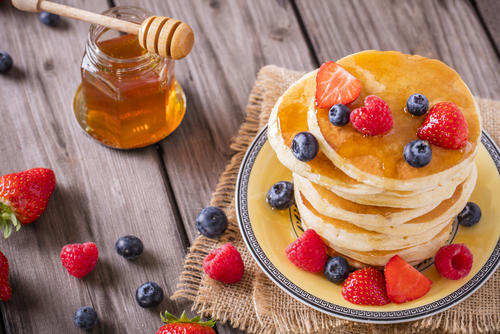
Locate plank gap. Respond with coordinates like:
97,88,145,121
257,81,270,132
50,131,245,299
290,0,321,67
106,0,116,8
469,0,500,59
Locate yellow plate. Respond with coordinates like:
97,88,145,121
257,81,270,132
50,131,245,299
236,127,500,323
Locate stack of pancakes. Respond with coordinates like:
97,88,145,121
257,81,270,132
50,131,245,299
268,51,481,267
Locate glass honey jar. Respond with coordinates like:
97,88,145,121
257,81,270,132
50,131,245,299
73,7,186,149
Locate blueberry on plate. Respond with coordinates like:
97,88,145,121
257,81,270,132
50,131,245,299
329,104,350,126
136,282,164,308
404,140,432,168
196,206,228,238
73,306,98,330
0,51,13,74
291,132,319,162
115,235,144,260
324,256,350,284
40,11,60,27
406,94,429,116
457,202,481,227
267,181,294,210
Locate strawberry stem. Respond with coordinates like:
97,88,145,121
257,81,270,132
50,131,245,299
0,202,21,239
160,310,216,328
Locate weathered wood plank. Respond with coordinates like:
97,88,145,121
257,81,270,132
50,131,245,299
0,1,191,333
475,0,500,50
296,0,500,100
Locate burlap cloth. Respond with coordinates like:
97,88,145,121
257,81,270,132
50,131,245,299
172,66,500,334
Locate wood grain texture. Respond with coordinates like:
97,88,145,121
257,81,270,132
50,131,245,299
0,1,190,333
475,0,500,50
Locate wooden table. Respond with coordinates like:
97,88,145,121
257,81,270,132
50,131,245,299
0,0,498,333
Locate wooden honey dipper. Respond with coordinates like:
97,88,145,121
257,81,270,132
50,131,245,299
11,0,194,59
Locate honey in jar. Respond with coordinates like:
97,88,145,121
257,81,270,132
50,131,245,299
73,7,186,149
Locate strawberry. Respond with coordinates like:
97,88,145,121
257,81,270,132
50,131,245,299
286,229,327,273
342,267,390,306
60,242,98,278
417,102,468,149
315,61,361,109
156,311,215,334
350,95,393,136
0,251,10,301
384,255,432,304
0,168,56,238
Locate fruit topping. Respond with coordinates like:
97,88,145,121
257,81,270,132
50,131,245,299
350,95,393,136
60,242,98,278
136,282,164,308
417,102,468,149
342,267,390,306
0,250,10,301
203,243,244,284
404,139,432,168
435,244,473,280
329,104,351,126
324,256,349,284
157,311,216,334
73,306,98,330
196,206,228,238
267,181,294,210
457,202,481,227
40,12,60,27
0,51,13,74
286,229,327,273
384,255,432,304
315,61,361,108
406,94,429,116
115,235,144,260
291,132,319,162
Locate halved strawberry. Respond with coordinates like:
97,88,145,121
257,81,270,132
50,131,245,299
315,61,361,109
384,255,432,304
342,267,390,306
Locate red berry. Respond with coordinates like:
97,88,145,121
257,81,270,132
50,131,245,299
0,251,11,301
285,229,327,273
417,102,468,149
203,243,244,284
342,267,390,306
156,311,216,334
315,61,361,109
384,255,432,304
350,95,393,136
434,244,473,280
60,242,98,278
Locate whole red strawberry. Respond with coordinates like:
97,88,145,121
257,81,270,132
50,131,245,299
0,168,56,238
60,242,98,278
342,267,390,306
203,243,244,284
350,95,393,136
285,229,327,272
417,102,468,149
0,251,11,301
156,311,215,334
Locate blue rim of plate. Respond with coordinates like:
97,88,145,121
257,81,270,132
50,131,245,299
235,126,500,324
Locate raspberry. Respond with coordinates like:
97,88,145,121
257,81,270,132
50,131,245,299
203,243,244,284
350,95,393,136
434,244,473,280
60,242,99,278
285,229,327,272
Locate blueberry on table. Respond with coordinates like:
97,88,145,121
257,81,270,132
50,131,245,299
196,206,228,238
457,202,481,227
403,140,432,168
267,181,294,210
324,256,350,284
291,132,319,162
406,94,429,116
40,11,60,27
136,282,164,308
0,51,13,74
73,306,98,330
329,104,351,126
115,235,143,260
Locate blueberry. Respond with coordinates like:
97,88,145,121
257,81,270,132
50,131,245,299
0,51,13,74
115,235,143,260
267,181,294,210
404,140,432,168
291,132,319,162
324,256,350,284
406,94,429,116
329,104,350,126
457,202,481,227
136,282,164,308
73,306,98,330
40,11,60,27
195,206,228,238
